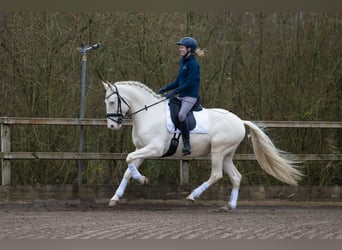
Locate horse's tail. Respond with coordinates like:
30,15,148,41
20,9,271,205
243,121,303,186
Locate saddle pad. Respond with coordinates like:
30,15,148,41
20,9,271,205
166,101,209,134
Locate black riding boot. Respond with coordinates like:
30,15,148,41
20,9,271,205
179,120,191,156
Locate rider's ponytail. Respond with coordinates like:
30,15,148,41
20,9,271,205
195,48,206,57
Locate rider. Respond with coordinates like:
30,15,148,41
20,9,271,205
158,36,204,156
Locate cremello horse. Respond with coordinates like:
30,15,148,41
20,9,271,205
103,81,303,209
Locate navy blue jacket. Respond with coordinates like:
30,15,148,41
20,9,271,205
164,55,200,98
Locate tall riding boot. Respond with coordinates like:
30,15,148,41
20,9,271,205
179,120,191,156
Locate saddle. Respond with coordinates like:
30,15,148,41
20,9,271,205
162,97,203,157
168,96,203,131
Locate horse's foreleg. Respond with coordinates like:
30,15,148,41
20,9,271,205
126,144,164,163
110,145,163,206
223,155,242,210
109,168,131,206
186,151,224,201
124,145,163,184
109,158,144,206
127,162,149,185
126,144,163,179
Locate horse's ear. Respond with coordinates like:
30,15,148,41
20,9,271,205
109,83,115,91
102,81,109,90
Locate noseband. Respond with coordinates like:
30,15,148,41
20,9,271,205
106,85,130,125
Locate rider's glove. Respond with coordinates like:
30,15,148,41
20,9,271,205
166,91,176,99
158,88,166,95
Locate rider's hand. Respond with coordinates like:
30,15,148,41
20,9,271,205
158,88,166,95
166,91,175,99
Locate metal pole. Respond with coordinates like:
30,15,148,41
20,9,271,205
78,42,100,185
1,122,11,186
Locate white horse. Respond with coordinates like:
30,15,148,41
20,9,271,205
103,81,303,209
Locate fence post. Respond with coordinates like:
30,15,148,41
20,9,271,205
1,122,11,185
180,160,189,185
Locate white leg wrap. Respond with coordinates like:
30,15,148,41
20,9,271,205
115,178,128,198
228,188,239,209
128,163,142,180
192,181,209,199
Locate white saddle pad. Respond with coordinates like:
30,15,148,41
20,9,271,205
166,101,209,134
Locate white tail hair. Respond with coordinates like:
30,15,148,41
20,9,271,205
243,121,303,186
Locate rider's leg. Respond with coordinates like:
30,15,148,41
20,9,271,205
179,120,191,155
178,97,197,156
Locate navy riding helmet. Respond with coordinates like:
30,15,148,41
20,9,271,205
177,37,197,53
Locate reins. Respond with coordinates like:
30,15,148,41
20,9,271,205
126,98,167,117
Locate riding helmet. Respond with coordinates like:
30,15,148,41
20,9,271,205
177,37,197,53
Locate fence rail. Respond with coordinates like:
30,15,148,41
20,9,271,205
1,117,342,186
1,152,342,161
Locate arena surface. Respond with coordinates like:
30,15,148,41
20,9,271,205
0,202,341,239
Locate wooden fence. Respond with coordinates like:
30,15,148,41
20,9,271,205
1,117,342,186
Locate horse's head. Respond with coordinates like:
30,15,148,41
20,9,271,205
102,81,130,130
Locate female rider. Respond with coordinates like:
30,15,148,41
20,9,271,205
158,37,204,156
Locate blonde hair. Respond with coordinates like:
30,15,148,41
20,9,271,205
195,48,206,57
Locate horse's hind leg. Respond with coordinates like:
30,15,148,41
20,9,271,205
223,155,242,209
109,158,144,206
186,151,224,201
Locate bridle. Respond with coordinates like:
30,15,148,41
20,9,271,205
105,84,130,125
105,84,167,125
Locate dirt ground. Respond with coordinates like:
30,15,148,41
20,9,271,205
0,201,341,239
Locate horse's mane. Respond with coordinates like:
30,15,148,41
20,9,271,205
113,81,162,99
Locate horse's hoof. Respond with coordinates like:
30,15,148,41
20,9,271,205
228,202,237,210
185,194,195,205
142,176,150,186
186,193,195,201
108,200,118,207
185,199,195,206
218,204,229,212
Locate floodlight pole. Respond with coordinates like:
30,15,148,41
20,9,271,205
78,42,100,185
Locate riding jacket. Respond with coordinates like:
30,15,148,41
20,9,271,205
163,55,200,98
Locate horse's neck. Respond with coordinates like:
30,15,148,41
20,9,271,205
119,84,162,116
119,84,165,138
121,88,153,107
